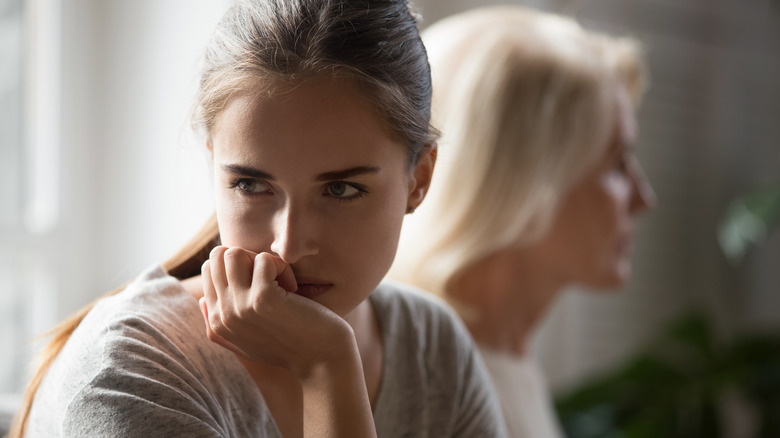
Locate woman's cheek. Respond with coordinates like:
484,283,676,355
219,201,271,250
603,173,634,208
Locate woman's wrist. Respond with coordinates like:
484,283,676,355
293,318,358,381
299,334,377,438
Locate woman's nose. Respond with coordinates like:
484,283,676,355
630,163,657,213
269,204,319,264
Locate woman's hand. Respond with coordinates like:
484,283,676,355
200,246,377,438
199,246,355,379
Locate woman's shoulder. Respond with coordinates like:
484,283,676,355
370,280,509,437
28,265,272,437
371,279,476,355
478,349,564,438
371,279,485,386
68,265,245,384
68,265,203,354
101,265,195,314
371,279,461,328
37,265,218,390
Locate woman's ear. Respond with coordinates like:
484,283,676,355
407,143,438,213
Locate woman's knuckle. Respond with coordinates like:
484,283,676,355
212,321,230,338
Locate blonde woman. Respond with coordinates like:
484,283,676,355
391,6,656,437
10,1,507,437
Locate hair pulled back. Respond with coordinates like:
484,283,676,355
196,0,436,163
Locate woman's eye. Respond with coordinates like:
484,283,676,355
230,178,269,194
325,181,367,200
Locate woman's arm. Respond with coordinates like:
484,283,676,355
299,330,376,438
200,246,377,438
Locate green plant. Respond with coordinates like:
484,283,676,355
718,182,780,265
555,312,780,438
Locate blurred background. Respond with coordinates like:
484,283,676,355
1,0,778,436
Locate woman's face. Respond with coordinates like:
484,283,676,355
209,77,433,317
540,86,656,289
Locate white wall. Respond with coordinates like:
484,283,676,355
55,0,231,319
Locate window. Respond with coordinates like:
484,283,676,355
1,0,28,398
1,0,60,408
1,0,23,230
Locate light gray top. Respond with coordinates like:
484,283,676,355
27,266,506,437
479,347,563,438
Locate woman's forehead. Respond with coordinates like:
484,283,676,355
214,77,389,139
210,77,407,174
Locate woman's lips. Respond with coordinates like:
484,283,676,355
293,278,333,300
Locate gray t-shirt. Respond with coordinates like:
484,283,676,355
27,266,506,437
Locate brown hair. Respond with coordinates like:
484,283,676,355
9,0,435,435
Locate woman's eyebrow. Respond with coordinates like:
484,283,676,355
315,166,381,182
221,163,275,180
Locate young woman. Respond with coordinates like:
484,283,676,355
10,1,506,437
391,6,657,438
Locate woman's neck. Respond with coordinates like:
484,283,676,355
446,248,565,357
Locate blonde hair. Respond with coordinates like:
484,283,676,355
391,6,646,299
9,0,435,436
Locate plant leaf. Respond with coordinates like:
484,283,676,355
718,182,780,264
